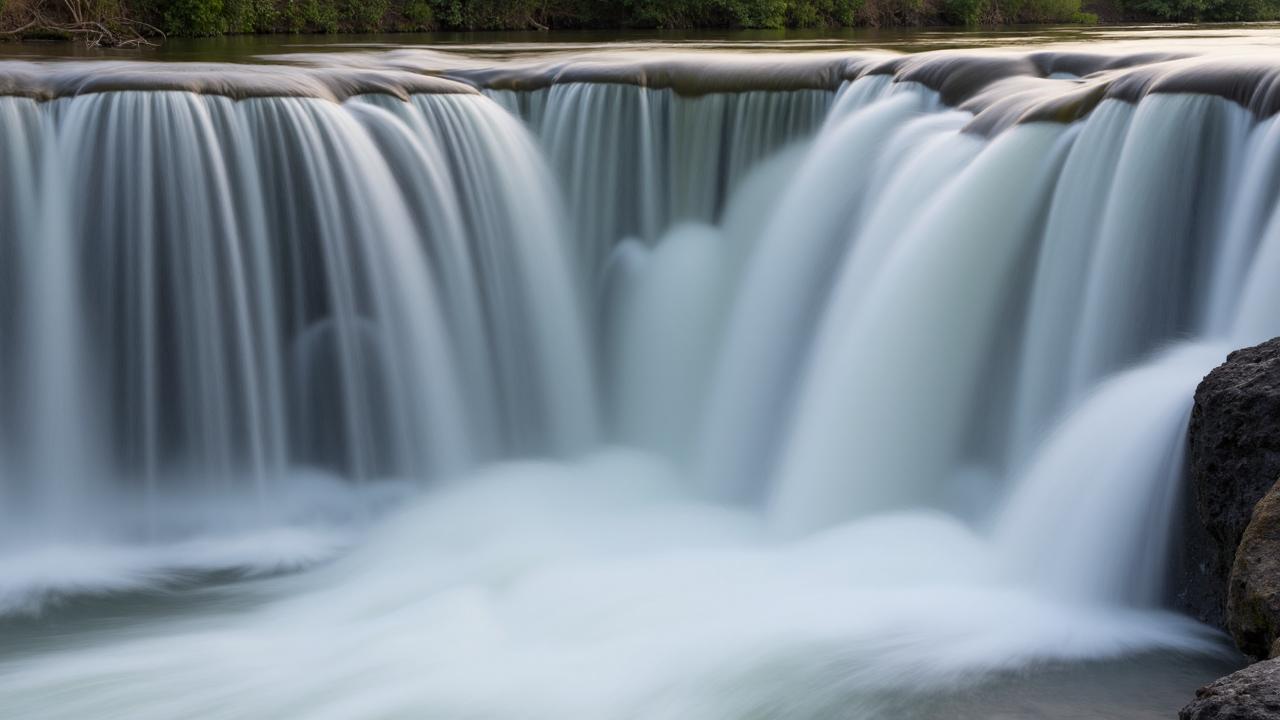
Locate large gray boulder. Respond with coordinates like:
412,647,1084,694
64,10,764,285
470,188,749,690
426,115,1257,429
1179,337,1280,628
1181,657,1280,719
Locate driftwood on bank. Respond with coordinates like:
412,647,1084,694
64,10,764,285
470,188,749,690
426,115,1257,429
0,0,163,47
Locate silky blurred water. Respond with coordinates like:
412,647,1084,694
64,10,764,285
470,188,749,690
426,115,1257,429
2,35,1277,718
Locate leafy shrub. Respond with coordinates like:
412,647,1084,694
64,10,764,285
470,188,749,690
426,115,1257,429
426,0,542,28
1116,0,1203,17
941,0,980,23
164,0,224,35
1116,0,1280,20
340,0,386,30
620,0,703,27
1017,0,1081,20
729,0,790,26
942,0,1078,23
616,0,793,28
786,0,862,25
860,0,928,25
223,0,276,31
989,0,1023,20
281,0,338,31
393,0,432,28
1202,0,1280,18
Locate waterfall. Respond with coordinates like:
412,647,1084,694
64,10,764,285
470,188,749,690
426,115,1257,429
0,89,595,554
487,84,833,274
698,83,953,502
0,46,1274,718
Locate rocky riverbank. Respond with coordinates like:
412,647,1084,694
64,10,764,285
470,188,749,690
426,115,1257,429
1182,657,1280,720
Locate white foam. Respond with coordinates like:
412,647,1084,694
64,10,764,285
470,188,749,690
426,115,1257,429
0,451,1228,720
0,472,409,616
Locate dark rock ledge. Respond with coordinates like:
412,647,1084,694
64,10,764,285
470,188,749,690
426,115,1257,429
1178,337,1280,631
1180,337,1280,718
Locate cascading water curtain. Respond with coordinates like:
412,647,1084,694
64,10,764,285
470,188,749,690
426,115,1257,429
574,75,1280,605
487,84,833,273
0,72,1272,606
0,89,595,549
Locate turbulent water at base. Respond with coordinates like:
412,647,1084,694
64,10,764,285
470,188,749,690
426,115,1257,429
2,40,1279,718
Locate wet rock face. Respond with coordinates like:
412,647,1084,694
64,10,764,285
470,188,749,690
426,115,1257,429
1181,657,1280,719
1181,337,1280,628
1229,477,1280,660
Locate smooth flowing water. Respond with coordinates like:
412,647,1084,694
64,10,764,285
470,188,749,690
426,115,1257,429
1,28,1277,718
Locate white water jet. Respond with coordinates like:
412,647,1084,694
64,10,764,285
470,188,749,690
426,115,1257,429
1069,95,1250,394
999,342,1232,606
1006,99,1136,465
698,83,937,501
770,122,1073,532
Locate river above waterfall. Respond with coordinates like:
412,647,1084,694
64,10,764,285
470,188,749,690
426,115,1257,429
4,22,1280,61
1,27,1277,719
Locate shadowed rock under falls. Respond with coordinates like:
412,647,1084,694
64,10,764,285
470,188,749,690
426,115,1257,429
4,43,1280,718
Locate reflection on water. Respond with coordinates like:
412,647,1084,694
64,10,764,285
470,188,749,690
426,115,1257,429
7,23,1280,62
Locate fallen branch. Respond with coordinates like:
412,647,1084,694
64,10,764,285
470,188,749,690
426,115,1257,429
1,2,164,46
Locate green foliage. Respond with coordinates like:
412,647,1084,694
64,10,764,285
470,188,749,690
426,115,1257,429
395,0,433,28
861,0,926,25
1118,0,1201,17
164,0,224,35
1114,0,1280,21
1200,0,1280,18
340,0,386,30
940,0,980,23
942,0,1078,23
223,0,276,31
1018,0,1080,20
614,0,795,28
425,0,541,28
732,0,790,27
786,0,862,25
279,0,338,31
1112,0,1280,19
